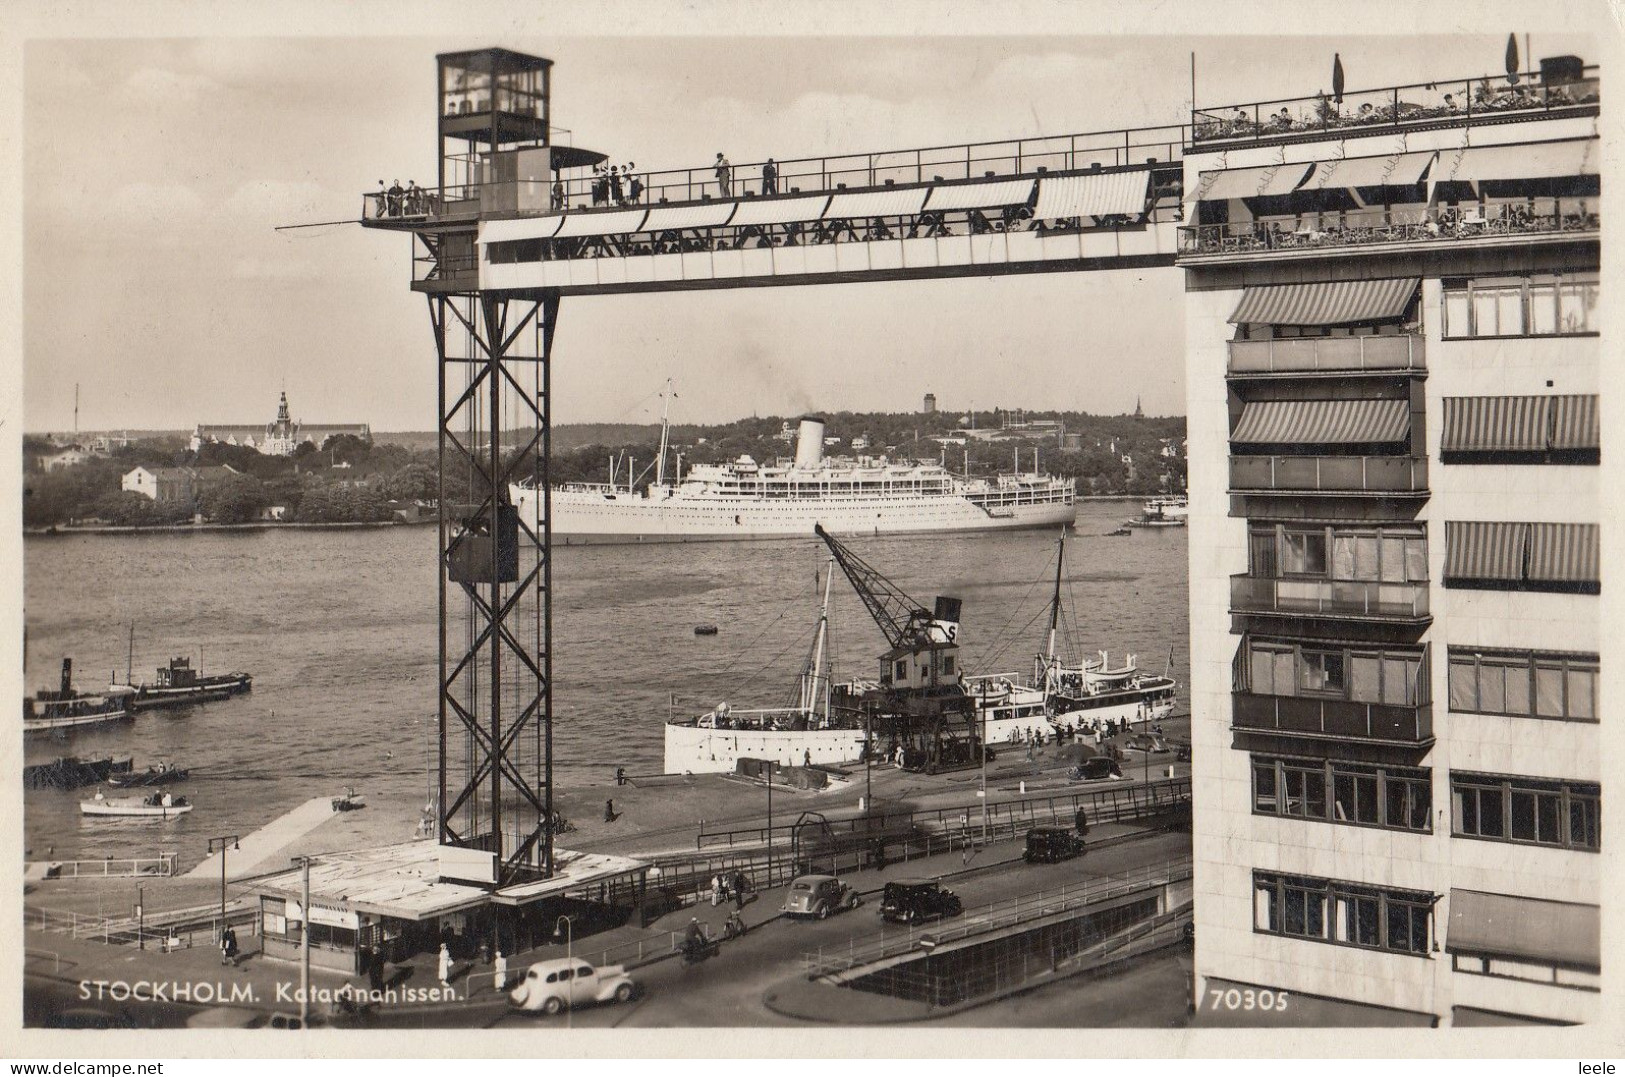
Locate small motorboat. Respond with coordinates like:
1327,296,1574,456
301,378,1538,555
80,790,193,818
694,624,719,636
107,762,192,788
331,787,367,812
1104,527,1132,537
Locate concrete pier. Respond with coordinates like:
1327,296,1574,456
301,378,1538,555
180,796,340,881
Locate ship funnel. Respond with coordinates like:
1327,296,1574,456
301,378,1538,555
794,416,826,469
59,657,72,696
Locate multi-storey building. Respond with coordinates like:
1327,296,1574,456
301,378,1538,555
1179,58,1601,1026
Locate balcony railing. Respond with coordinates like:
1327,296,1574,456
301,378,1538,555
1181,203,1598,257
1192,67,1599,145
1230,574,1430,620
1228,335,1423,375
1229,455,1428,494
361,122,1190,226
1232,691,1433,745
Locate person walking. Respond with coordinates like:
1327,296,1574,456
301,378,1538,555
710,873,723,907
437,942,452,987
493,950,508,993
714,153,732,197
762,158,778,196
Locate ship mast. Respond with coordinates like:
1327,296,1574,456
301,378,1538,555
806,558,835,724
1043,527,1066,688
655,378,674,488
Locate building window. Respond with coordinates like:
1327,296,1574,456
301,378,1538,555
1450,773,1601,851
1254,871,1434,957
1236,638,1429,708
1446,649,1598,722
1250,523,1427,584
1252,755,1431,832
1441,273,1598,338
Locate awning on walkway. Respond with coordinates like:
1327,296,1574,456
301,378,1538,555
1435,138,1598,184
638,201,737,232
1199,162,1314,201
823,187,930,218
1447,889,1600,970
552,207,649,238
1442,396,1551,452
480,215,566,244
1228,279,1420,326
1549,395,1600,450
1033,170,1150,219
1230,398,1409,444
727,194,831,227
1444,521,1528,581
1308,150,1436,189
924,177,1036,212
1525,523,1599,583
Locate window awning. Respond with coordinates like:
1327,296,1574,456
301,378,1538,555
726,194,831,227
1550,395,1600,450
1033,170,1150,219
1229,398,1409,444
823,187,930,218
638,202,736,232
552,207,649,238
1445,521,1527,581
1307,150,1436,190
924,177,1036,211
1434,138,1598,184
480,215,565,244
1228,279,1420,326
1447,889,1600,970
1526,523,1599,583
1442,396,1551,452
1198,162,1314,201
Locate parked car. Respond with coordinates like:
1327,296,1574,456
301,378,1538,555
879,880,963,924
1071,756,1123,781
1125,732,1169,754
1023,826,1086,863
782,874,863,919
509,958,636,1014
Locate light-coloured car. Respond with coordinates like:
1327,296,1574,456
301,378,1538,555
509,958,636,1014
782,874,862,919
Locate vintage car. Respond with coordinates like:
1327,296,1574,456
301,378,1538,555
1124,732,1170,754
782,874,863,919
1023,826,1086,863
509,958,636,1015
879,880,963,924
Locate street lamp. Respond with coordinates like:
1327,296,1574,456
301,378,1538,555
299,855,312,1030
205,835,240,943
552,916,573,1029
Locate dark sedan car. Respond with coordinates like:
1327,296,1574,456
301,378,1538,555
879,881,963,924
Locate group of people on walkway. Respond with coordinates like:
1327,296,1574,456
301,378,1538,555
583,162,644,208
375,179,430,218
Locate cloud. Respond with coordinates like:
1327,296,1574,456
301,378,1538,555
229,256,324,282
221,180,332,225
102,182,207,226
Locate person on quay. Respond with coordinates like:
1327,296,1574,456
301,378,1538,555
437,941,453,987
493,950,508,993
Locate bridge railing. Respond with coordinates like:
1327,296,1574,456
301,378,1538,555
1192,66,1599,144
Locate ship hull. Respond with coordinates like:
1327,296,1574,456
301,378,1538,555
515,486,1076,545
24,707,131,735
79,802,193,819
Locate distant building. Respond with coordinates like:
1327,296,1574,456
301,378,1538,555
90,432,134,455
122,464,240,504
923,393,937,413
43,447,92,471
850,435,870,452
192,391,371,457
1133,396,1144,419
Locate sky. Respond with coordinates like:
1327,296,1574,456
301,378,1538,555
17,15,1599,433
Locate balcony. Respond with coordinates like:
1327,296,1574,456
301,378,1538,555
1180,204,1598,260
1229,455,1428,495
1230,574,1430,622
1232,691,1434,746
1191,66,1599,146
1227,335,1423,376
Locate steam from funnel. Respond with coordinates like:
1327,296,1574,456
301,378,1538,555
794,416,826,468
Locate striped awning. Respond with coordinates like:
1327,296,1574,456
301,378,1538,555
1526,523,1600,583
1228,279,1419,326
1442,396,1551,452
1447,890,1600,970
1435,138,1598,184
1229,398,1409,444
1032,170,1150,220
1445,521,1528,581
823,187,930,218
480,215,565,244
552,207,649,238
924,177,1036,212
1308,150,1436,189
638,201,736,232
1550,395,1600,450
1198,162,1314,201
726,194,831,227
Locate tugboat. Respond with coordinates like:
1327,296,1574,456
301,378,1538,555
24,659,131,735
80,789,193,819
109,654,252,711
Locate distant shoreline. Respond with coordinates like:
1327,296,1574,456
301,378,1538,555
24,519,435,537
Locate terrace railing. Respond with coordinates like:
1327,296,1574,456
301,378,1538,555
1230,573,1431,620
1228,335,1424,375
1192,67,1599,145
1181,204,1599,256
1229,455,1429,495
1232,691,1434,745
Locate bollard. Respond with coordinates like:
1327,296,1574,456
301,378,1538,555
1019,781,1026,795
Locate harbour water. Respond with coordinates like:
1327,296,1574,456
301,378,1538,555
23,499,1187,870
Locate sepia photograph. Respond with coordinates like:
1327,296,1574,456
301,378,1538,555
3,0,1617,1062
